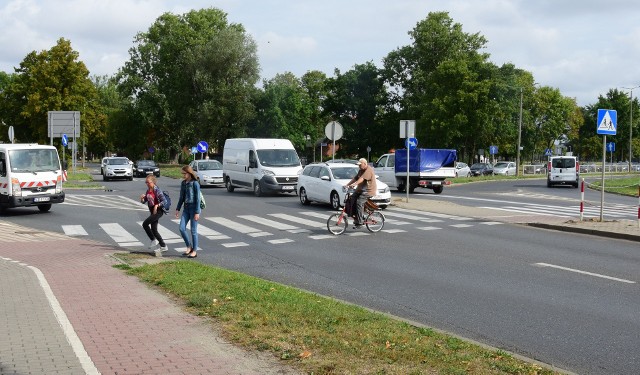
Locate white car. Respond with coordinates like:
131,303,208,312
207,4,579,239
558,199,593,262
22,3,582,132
454,162,471,177
100,157,108,175
297,162,391,210
103,157,133,181
493,161,516,176
189,159,224,187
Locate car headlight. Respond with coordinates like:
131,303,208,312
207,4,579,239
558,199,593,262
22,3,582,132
262,169,275,176
382,187,390,193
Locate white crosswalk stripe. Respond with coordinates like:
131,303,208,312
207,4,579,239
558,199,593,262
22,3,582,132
64,194,146,211
482,202,635,219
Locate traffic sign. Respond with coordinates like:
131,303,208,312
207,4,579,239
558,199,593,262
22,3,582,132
61,134,68,147
191,146,197,154
399,120,415,138
607,142,615,152
405,137,418,150
148,147,155,154
544,148,553,156
325,121,343,141
489,145,498,155
197,141,208,153
597,109,617,135
8,126,14,143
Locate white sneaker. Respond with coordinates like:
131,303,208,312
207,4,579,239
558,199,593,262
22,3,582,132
147,239,158,250
154,248,163,257
159,245,168,252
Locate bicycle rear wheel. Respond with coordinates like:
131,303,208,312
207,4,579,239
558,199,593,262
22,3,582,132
327,213,347,235
365,211,384,232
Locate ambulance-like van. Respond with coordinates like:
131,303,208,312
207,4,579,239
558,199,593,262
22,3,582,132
0,143,65,212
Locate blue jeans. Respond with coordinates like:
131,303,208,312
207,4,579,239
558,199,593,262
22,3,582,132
179,204,199,252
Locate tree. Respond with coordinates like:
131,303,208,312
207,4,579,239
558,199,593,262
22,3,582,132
0,38,100,147
116,8,259,158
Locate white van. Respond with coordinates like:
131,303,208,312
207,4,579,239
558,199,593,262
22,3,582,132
0,143,65,212
547,155,579,188
223,138,302,196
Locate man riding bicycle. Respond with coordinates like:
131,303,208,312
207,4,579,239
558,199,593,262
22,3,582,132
345,158,377,228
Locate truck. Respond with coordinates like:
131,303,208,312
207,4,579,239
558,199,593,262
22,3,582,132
0,143,65,212
374,148,457,194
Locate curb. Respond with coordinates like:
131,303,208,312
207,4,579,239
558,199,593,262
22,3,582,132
526,222,640,242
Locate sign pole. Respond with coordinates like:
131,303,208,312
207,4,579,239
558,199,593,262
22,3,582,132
331,122,336,161
405,122,410,203
600,135,606,222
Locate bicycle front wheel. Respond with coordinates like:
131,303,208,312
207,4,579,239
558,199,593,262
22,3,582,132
365,211,385,232
327,213,347,235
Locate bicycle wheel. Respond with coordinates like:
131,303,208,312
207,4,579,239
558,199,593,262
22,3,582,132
327,213,347,235
365,211,385,232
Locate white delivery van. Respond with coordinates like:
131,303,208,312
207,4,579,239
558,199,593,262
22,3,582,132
223,138,302,196
547,155,579,188
0,143,65,212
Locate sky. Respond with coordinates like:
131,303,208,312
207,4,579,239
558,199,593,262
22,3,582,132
1,0,639,107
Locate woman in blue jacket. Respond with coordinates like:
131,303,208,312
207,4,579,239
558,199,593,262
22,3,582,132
175,165,202,258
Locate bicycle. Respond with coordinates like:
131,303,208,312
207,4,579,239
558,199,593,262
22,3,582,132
326,189,385,235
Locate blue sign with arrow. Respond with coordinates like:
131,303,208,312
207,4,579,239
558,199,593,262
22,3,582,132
61,134,68,147
197,140,209,153
606,142,615,152
405,137,418,150
489,145,498,155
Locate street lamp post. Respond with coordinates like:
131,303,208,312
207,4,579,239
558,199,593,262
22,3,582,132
516,87,523,177
622,85,639,171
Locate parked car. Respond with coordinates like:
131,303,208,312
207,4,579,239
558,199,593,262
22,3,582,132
133,160,160,177
189,159,224,187
100,157,108,175
297,162,391,210
469,163,493,176
103,157,133,181
492,161,516,176
454,162,471,178
327,159,359,164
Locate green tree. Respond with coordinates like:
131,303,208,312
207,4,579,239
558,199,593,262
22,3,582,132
116,8,259,158
0,38,100,148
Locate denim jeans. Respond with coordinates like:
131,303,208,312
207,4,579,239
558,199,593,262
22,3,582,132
179,203,199,251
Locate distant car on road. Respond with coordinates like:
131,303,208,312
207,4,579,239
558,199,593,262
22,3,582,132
493,161,516,176
189,159,224,187
133,160,160,177
100,157,108,175
103,157,133,181
454,162,471,178
470,163,493,176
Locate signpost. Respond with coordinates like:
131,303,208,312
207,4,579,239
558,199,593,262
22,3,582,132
597,109,617,221
8,126,14,144
400,120,416,202
197,140,209,159
325,121,343,161
48,111,81,171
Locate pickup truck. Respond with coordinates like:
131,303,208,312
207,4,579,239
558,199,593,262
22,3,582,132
374,149,457,194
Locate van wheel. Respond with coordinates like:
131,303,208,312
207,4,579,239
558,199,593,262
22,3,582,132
253,181,262,197
38,204,52,213
330,191,340,210
432,185,444,194
225,178,234,192
299,188,310,205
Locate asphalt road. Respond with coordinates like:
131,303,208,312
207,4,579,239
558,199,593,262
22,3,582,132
2,169,639,374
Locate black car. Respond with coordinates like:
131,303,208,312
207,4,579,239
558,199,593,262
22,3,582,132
469,163,493,176
133,160,160,177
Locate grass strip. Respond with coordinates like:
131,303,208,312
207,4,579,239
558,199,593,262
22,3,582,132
588,176,640,197
119,257,556,374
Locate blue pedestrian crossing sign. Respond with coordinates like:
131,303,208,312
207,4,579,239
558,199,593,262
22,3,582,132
597,109,617,135
406,137,418,150
489,145,498,155
544,148,553,156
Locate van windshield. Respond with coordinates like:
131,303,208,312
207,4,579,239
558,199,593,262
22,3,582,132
257,149,301,167
8,149,60,172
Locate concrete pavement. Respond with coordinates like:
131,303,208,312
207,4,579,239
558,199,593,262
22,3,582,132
1,199,638,375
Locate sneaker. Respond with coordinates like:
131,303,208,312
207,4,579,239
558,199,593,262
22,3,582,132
147,239,158,250
154,248,163,257
159,245,169,252
353,224,363,229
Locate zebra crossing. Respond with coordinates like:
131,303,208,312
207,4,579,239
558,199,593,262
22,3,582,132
59,207,504,250
481,201,636,219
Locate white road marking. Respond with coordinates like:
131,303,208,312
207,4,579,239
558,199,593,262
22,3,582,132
269,213,326,228
222,242,249,248
99,223,143,246
62,225,88,236
534,263,636,284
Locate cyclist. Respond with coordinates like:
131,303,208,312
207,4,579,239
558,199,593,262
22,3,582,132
345,158,377,228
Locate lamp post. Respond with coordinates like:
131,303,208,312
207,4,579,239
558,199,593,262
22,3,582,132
622,85,639,171
516,87,523,176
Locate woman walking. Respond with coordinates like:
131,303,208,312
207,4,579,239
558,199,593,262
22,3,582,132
140,175,169,255
175,165,202,258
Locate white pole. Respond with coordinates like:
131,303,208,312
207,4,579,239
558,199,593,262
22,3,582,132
600,135,606,222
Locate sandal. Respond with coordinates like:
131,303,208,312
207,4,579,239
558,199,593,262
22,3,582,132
187,252,197,258
181,248,193,257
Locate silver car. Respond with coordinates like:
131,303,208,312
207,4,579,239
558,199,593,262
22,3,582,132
493,161,516,176
103,157,133,181
454,162,471,177
189,159,224,187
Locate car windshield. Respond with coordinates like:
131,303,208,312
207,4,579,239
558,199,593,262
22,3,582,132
108,158,129,165
470,163,486,169
494,162,509,168
197,161,222,170
331,166,358,179
257,149,300,167
8,149,60,172
137,160,154,166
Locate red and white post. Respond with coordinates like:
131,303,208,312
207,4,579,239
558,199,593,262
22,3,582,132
580,178,585,222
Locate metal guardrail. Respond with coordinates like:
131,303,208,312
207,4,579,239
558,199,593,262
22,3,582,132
522,163,640,175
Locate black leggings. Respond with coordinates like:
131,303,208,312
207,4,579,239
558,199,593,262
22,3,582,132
142,209,166,247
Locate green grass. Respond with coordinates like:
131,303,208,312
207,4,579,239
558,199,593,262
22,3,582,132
588,176,640,196
117,256,557,375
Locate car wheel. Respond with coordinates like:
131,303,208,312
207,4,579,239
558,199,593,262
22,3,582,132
37,204,52,212
253,180,262,197
299,188,310,205
103,175,108,181
129,176,133,181
466,172,471,177
330,191,341,210
225,178,234,192
432,185,444,194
